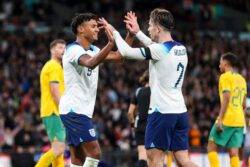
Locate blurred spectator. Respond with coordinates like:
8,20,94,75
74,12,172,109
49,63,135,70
189,123,201,147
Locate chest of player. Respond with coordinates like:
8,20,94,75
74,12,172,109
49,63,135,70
75,50,99,78
73,65,99,82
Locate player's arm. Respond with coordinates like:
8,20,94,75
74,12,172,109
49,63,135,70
217,74,231,130
124,11,153,46
135,31,154,46
216,75,231,132
78,26,115,69
98,18,160,61
243,95,247,112
127,89,138,124
127,103,137,125
48,66,62,106
50,82,61,105
113,30,162,60
218,91,231,122
113,30,149,60
104,32,135,63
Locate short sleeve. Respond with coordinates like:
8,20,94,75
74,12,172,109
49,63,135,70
243,79,247,96
219,74,231,93
130,91,137,105
130,88,141,105
68,45,86,64
48,64,61,83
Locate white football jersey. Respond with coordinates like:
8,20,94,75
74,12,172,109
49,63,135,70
59,42,100,118
147,41,188,114
113,31,188,114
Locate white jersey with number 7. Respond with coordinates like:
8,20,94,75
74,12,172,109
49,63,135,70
113,31,188,114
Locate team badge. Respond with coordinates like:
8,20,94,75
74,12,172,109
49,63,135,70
89,129,96,137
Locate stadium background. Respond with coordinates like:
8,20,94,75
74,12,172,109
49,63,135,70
0,0,249,166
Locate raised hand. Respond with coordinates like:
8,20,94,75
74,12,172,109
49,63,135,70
124,11,140,35
98,18,115,32
104,26,114,43
98,18,115,43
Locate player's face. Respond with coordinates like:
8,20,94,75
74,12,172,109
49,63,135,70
80,19,99,42
219,58,227,73
52,43,66,60
148,19,158,42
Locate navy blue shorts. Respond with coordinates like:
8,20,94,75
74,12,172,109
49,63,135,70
145,112,189,151
60,112,97,146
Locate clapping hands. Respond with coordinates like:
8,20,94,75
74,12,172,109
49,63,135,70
124,11,140,35
98,17,116,43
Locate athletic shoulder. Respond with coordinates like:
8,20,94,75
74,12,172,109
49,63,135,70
148,41,186,60
219,72,231,81
239,74,246,82
66,42,85,52
162,41,185,52
41,60,56,72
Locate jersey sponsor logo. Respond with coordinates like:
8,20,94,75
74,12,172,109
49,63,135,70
89,129,96,137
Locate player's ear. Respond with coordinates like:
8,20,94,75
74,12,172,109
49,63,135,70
77,24,85,34
156,25,161,33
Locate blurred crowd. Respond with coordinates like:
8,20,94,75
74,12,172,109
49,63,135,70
1,0,249,31
0,0,249,166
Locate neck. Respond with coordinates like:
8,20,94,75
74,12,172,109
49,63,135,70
51,55,61,63
224,67,233,72
158,31,173,43
76,35,91,50
145,83,149,87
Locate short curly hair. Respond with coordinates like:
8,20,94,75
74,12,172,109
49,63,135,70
71,13,98,35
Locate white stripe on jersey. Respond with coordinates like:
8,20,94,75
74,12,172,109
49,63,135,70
59,42,100,118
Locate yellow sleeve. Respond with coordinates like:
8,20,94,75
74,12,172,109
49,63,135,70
243,79,247,96
48,64,61,83
219,74,231,93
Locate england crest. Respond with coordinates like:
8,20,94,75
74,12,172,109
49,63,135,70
89,129,96,137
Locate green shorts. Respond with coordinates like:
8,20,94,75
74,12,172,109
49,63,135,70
209,124,243,148
42,114,66,142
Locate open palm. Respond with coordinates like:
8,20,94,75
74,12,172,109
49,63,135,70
124,11,140,35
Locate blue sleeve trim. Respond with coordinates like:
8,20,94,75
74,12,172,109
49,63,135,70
139,48,146,58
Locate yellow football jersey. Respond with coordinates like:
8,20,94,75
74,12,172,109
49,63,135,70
40,59,64,117
219,71,247,127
